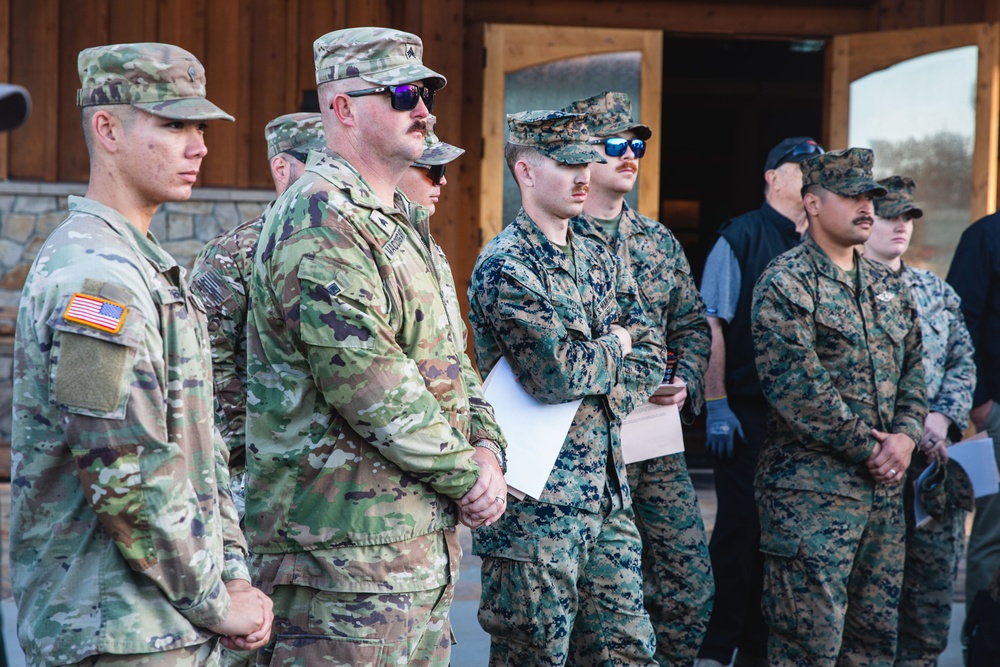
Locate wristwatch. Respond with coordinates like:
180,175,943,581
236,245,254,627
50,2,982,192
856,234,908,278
473,438,507,474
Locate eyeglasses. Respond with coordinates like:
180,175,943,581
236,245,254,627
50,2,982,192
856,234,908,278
344,84,435,113
421,163,446,186
590,137,646,159
777,141,824,165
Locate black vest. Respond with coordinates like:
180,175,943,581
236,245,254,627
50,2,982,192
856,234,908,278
718,202,802,399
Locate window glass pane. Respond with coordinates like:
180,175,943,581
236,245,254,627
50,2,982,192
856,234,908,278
849,46,977,278
503,52,643,226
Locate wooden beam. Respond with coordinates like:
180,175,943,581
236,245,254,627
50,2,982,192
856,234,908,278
465,0,875,38
972,22,998,218
0,0,11,180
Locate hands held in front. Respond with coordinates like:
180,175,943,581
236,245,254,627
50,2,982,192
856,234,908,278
459,447,508,529
210,579,274,652
704,397,744,459
919,411,951,463
867,429,915,485
649,379,687,412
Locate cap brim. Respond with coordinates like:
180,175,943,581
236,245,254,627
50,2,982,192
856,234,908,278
593,121,652,141
0,84,30,131
415,142,465,167
134,97,235,122
538,143,607,165
362,65,447,91
829,180,888,198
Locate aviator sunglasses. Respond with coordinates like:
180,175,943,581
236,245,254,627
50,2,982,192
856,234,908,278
590,137,646,159
344,83,435,113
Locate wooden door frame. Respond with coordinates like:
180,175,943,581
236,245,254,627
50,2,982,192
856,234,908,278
826,23,1000,220
480,23,663,244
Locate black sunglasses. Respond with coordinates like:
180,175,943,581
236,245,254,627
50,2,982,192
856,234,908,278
590,137,646,159
424,163,446,186
778,141,824,165
343,84,435,113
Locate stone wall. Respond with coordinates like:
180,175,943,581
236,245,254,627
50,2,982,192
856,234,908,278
0,181,273,446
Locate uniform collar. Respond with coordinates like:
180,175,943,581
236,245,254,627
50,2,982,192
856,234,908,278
510,208,575,274
68,195,178,273
573,201,643,245
305,148,412,219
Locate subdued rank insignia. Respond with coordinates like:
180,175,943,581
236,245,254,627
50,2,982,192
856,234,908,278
875,291,895,302
64,293,128,334
406,46,416,59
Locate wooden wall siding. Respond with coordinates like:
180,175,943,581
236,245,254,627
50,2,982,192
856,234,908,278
4,0,424,188
0,0,10,180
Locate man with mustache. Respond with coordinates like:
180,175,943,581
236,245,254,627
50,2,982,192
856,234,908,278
468,109,664,666
750,148,927,666
565,91,713,664
243,27,507,665
10,43,273,665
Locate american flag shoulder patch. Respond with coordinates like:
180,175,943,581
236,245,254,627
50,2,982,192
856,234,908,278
64,293,128,334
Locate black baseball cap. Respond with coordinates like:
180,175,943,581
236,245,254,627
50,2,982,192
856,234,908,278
765,137,823,172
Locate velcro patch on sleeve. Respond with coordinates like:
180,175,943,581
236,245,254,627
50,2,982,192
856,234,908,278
63,293,128,334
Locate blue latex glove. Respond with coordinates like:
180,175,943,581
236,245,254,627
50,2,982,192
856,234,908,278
705,397,745,458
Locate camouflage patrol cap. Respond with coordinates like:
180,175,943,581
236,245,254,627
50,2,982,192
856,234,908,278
506,110,606,165
76,43,234,121
800,147,887,198
413,115,464,167
265,112,326,160
873,175,924,220
562,91,652,140
314,27,446,90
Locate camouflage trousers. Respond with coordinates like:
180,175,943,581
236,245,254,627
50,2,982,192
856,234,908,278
252,583,454,667
474,493,657,666
70,640,219,666
895,477,966,666
757,484,905,667
628,452,713,664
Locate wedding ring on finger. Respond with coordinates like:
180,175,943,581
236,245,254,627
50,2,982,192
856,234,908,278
889,468,897,477
494,495,505,504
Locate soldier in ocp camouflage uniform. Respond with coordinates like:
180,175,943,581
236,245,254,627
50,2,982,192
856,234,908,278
11,42,273,666
190,112,325,521
468,110,664,666
244,27,507,666
564,91,714,664
398,114,463,215
751,148,927,666
861,176,976,667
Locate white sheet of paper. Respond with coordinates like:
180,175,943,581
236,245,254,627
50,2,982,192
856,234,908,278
621,401,684,464
482,357,583,500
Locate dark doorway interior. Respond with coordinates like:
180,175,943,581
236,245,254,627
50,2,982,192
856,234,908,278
660,36,825,466
660,36,826,282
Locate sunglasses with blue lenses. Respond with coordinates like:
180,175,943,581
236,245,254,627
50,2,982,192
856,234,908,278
778,141,824,165
344,83,435,113
590,137,646,159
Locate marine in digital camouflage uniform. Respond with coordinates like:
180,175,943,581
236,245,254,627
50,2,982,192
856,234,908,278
468,109,664,667
11,43,272,666
190,112,325,521
564,91,713,664
243,28,508,667
751,148,927,667
862,176,976,667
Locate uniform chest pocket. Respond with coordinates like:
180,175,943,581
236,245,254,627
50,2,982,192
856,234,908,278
814,303,864,347
297,256,383,350
550,295,592,338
